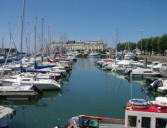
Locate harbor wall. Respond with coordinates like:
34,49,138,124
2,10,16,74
137,55,167,63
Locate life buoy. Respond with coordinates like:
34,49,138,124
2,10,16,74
128,99,149,109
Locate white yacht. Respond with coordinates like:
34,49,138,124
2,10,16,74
0,76,61,90
130,67,160,78
88,52,100,57
124,52,136,60
160,63,167,77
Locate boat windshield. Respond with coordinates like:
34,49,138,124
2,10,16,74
144,71,152,73
156,118,167,128
162,64,167,67
79,117,98,128
128,116,137,127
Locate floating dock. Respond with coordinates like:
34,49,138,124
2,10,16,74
0,91,38,101
0,106,15,127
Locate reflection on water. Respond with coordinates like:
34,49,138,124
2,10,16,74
8,58,148,128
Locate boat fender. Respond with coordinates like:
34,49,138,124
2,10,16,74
54,74,57,80
67,124,73,128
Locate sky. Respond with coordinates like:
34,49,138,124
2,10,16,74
0,0,167,51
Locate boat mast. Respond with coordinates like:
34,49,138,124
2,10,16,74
47,26,51,56
34,17,37,60
115,29,118,64
41,17,44,51
20,0,25,65
1,37,4,53
41,17,44,62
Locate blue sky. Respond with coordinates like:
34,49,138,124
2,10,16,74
0,0,167,50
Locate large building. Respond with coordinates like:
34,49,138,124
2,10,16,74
49,40,106,52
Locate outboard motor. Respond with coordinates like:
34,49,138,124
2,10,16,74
31,85,42,94
148,80,163,91
125,68,132,75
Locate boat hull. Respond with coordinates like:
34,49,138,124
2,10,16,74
34,84,60,90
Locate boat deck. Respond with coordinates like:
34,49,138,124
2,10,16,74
99,123,124,128
77,115,125,128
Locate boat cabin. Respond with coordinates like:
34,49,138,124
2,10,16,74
125,99,167,128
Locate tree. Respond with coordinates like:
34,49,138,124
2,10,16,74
152,36,160,54
146,38,153,56
159,34,167,55
138,38,147,54
117,43,125,51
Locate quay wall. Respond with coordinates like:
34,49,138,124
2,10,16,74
137,55,167,63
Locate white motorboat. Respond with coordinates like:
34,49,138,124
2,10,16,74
147,61,160,69
40,68,67,76
130,67,160,78
10,72,61,80
0,84,34,92
0,66,12,74
124,52,136,60
160,63,167,77
88,52,100,57
113,60,134,74
0,106,15,127
7,63,21,70
0,76,61,90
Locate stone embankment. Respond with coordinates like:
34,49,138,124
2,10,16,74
137,55,167,63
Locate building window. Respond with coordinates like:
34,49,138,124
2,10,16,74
156,118,167,128
128,116,137,127
142,117,151,128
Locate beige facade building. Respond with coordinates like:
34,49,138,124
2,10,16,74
50,40,106,52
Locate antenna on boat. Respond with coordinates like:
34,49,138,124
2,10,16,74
141,85,150,102
34,16,37,61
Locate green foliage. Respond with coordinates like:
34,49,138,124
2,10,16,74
137,34,167,55
117,34,167,55
152,36,160,53
117,42,136,52
159,34,167,55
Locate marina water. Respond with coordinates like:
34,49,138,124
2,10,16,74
7,58,146,128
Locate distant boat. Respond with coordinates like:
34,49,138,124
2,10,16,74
88,52,100,57
34,61,55,69
124,52,136,60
